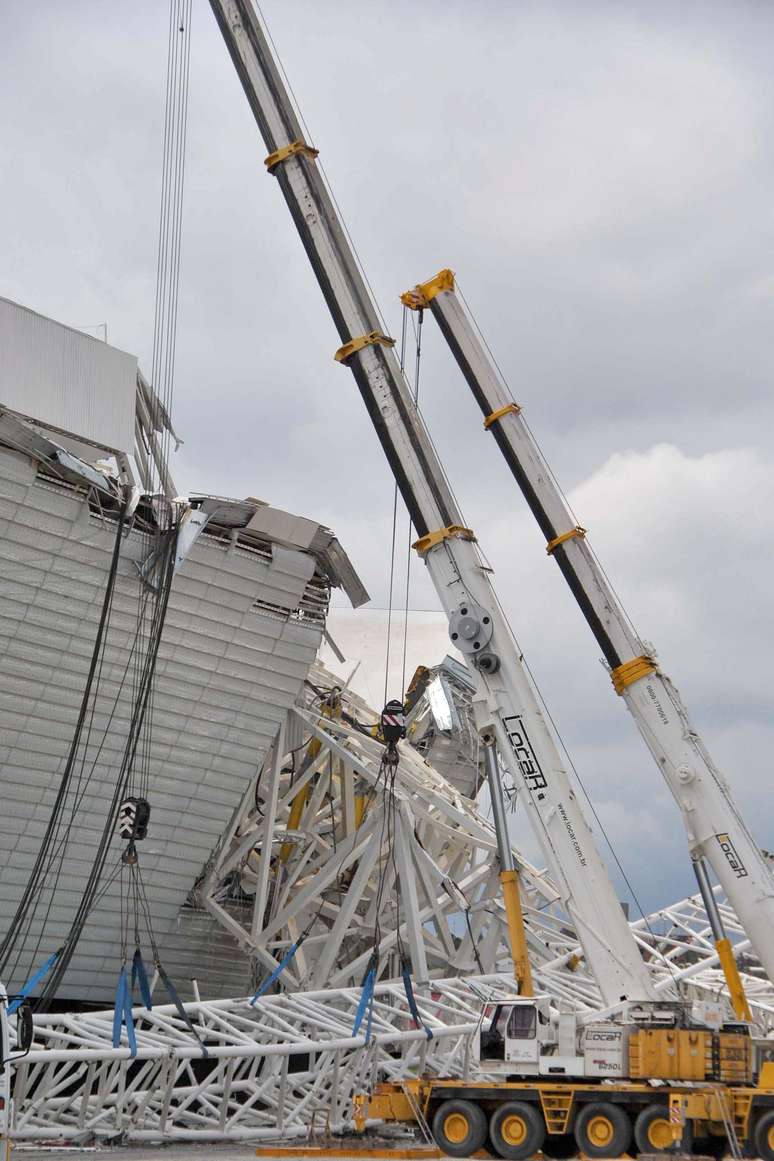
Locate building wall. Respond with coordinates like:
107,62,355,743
0,446,326,1003
0,297,136,454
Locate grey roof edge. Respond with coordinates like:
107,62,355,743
189,495,369,609
0,408,120,495
314,532,370,609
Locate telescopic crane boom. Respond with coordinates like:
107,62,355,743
209,0,657,1006
401,267,772,1002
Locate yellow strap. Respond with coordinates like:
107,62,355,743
400,268,455,311
546,526,586,555
264,139,319,172
611,654,657,695
334,331,396,364
483,402,521,430
412,524,476,557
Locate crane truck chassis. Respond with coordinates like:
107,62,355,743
355,997,774,1161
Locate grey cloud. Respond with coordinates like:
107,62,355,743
2,0,772,915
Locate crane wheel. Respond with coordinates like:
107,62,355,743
754,1109,774,1161
431,1099,488,1158
542,1132,577,1158
490,1101,545,1160
574,1102,632,1159
634,1103,693,1155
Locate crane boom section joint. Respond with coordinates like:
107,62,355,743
412,525,476,558
334,331,396,364
484,402,522,429
546,526,587,555
611,655,657,695
264,139,319,172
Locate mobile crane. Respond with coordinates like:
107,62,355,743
399,268,774,1006
207,4,772,1158
209,0,658,1010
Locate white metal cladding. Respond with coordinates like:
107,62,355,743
0,444,329,1004
0,296,137,454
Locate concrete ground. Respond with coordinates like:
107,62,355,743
12,1151,440,1161
12,1148,443,1161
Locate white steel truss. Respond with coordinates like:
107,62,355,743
6,669,772,1144
195,667,766,1015
6,938,772,1145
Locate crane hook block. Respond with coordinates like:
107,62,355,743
610,655,657,695
400,268,455,311
118,796,151,842
334,331,395,364
264,139,319,173
380,699,406,746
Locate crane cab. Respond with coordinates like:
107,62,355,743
478,996,586,1078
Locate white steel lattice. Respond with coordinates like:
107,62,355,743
5,668,773,1144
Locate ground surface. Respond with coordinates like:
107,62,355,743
12,1151,434,1161
15,1152,261,1161
10,1151,424,1161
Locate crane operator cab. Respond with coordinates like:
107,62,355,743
478,996,584,1078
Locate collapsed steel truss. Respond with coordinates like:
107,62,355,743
196,668,768,1012
10,977,504,1142
7,928,772,1144
197,667,583,994
6,668,773,1143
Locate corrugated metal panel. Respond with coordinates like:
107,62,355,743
0,445,328,1002
0,296,137,453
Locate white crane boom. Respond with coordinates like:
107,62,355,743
403,268,774,989
209,0,657,1005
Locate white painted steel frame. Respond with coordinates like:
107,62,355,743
4,907,771,1145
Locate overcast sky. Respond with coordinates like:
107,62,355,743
2,0,773,918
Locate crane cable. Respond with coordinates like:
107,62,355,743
383,306,424,706
446,284,680,980
400,308,423,700
383,308,408,707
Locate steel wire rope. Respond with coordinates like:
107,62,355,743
0,500,128,981
382,309,409,708
399,310,424,701
157,0,192,478
408,284,668,970
148,7,179,497
40,522,181,1003
446,284,675,970
116,0,192,991
454,279,642,646
8,544,151,987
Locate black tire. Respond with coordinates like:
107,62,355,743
575,1101,632,1159
694,1136,727,1159
634,1102,694,1155
542,1132,577,1158
755,1109,774,1161
490,1101,546,1161
432,1099,488,1158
